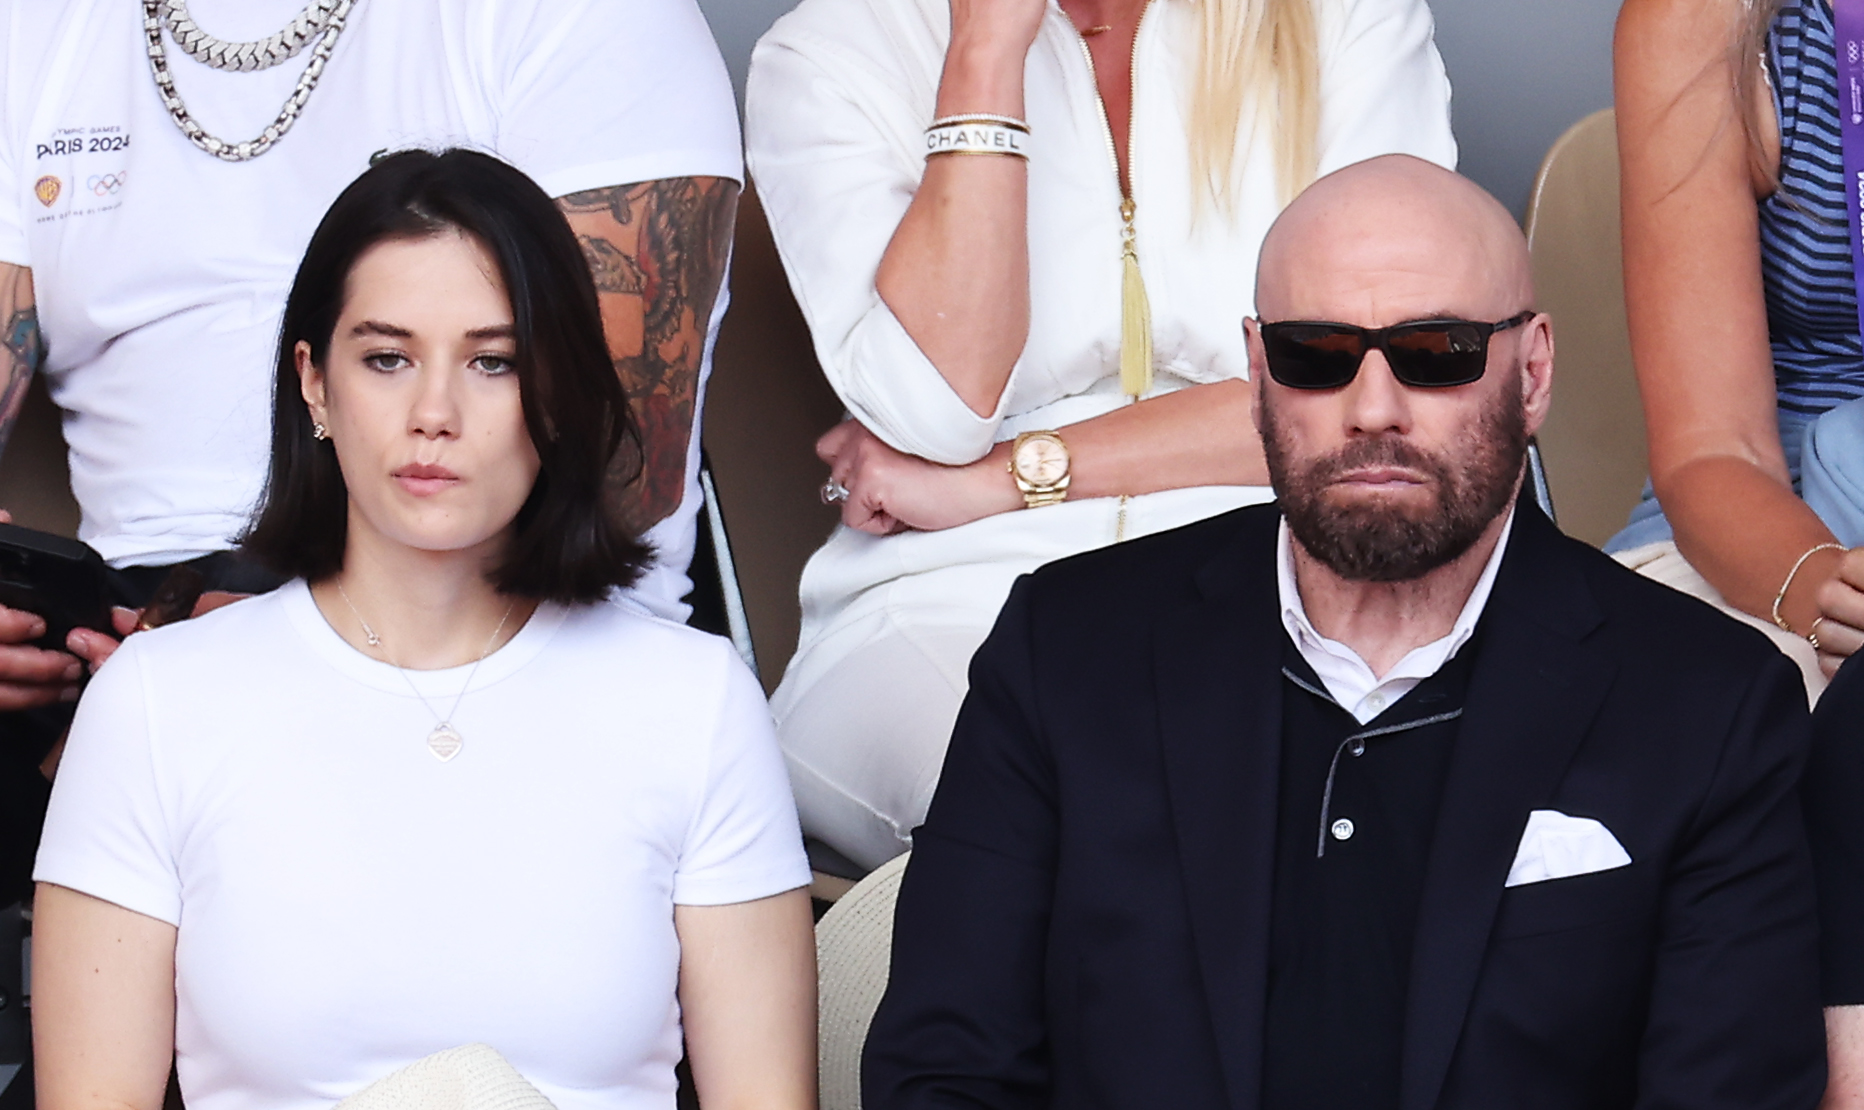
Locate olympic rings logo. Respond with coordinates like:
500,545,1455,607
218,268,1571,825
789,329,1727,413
87,172,126,196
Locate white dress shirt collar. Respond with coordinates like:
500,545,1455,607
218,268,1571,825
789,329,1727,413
1276,509,1516,724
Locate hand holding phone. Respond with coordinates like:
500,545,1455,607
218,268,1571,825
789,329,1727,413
0,522,112,651
0,518,100,710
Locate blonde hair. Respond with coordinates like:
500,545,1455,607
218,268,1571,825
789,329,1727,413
1187,0,1321,213
1734,0,1783,188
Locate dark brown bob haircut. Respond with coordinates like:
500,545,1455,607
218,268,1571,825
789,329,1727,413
242,148,650,603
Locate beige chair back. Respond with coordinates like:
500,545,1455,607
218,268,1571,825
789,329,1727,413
0,375,79,538
1523,108,1647,548
704,184,845,692
815,851,911,1110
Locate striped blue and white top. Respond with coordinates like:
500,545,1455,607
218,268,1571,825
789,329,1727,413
1609,0,1864,550
1761,0,1864,438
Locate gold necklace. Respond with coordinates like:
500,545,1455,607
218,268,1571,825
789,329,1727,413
335,584,517,763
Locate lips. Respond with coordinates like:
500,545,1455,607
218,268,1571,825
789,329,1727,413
393,462,459,497
1335,466,1427,486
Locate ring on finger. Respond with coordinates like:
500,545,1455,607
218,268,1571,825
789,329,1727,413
820,477,851,505
1810,616,1829,652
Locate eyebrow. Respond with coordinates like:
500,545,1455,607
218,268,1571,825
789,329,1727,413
347,321,516,340
1391,310,1469,325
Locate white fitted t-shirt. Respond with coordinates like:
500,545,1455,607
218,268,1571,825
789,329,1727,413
0,0,740,619
34,581,810,1110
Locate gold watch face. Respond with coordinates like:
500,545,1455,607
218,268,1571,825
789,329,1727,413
1013,436,1069,486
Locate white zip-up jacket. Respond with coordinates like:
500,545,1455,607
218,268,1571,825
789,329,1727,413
747,0,1456,695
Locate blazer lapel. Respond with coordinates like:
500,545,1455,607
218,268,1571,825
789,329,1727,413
1156,513,1284,1110
1399,506,1615,1110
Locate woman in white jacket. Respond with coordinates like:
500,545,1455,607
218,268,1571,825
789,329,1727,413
747,0,1457,870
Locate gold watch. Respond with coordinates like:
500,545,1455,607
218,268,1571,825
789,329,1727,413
1010,430,1071,508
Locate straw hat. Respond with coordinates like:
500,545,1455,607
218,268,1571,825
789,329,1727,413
815,850,912,1110
334,1044,555,1110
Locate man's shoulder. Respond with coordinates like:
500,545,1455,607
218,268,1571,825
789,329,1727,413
1526,520,1791,685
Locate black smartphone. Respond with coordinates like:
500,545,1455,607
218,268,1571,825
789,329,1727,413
0,523,112,651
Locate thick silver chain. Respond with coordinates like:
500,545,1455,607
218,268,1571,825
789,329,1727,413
140,0,360,162
159,0,339,72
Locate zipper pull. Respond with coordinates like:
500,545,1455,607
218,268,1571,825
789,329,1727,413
1119,196,1153,399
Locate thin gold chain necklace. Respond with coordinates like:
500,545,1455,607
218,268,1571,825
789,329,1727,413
335,584,516,763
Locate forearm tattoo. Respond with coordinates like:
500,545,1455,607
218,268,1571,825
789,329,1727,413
557,178,739,537
0,269,43,460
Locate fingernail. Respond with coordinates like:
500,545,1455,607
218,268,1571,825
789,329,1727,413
61,662,80,681
27,619,44,638
58,686,79,702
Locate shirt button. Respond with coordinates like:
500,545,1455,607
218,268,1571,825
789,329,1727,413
1366,692,1386,713
1348,740,1366,757
1331,818,1355,841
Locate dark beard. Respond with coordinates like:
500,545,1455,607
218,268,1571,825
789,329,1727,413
1262,384,1528,582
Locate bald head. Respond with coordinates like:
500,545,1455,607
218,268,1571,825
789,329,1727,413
1255,155,1532,325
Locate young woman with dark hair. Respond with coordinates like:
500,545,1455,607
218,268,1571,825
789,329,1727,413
27,149,815,1110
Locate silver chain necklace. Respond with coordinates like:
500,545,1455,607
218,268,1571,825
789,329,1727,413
141,0,360,162
160,0,339,72
336,584,517,764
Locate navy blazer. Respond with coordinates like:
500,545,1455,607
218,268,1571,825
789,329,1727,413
863,502,1825,1110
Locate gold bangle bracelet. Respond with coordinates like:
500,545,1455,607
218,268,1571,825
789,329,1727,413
1772,542,1845,635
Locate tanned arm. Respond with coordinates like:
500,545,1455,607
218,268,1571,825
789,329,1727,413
556,180,739,537
1615,0,1839,626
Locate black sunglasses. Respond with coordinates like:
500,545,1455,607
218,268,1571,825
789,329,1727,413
1256,310,1536,390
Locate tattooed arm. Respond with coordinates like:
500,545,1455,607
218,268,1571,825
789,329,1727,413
556,178,739,537
0,263,42,459
0,262,82,713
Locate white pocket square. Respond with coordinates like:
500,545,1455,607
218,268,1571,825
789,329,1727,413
1505,809,1631,888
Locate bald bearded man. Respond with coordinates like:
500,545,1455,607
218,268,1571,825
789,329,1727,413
861,156,1827,1110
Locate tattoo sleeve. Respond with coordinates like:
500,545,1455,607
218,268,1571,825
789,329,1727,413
556,178,739,537
0,263,43,464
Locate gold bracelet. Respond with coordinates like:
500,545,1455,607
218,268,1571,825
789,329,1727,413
928,113,1030,131
1772,542,1845,635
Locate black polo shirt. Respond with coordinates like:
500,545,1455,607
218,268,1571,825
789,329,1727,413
1261,632,1479,1110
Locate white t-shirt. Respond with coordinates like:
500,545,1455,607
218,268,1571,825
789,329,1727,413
34,581,810,1110
0,0,741,620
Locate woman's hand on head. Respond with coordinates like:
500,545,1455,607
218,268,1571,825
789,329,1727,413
817,419,1021,536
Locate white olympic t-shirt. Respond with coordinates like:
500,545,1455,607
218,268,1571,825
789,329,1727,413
0,0,741,620
35,580,810,1110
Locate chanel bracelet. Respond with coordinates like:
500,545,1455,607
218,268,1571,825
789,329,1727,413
925,116,1030,160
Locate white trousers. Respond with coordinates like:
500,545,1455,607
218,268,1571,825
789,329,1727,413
1613,540,1826,705
774,611,990,873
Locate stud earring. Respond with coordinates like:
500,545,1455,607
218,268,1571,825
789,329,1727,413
311,421,328,441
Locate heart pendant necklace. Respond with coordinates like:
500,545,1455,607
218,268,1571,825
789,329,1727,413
336,584,516,762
